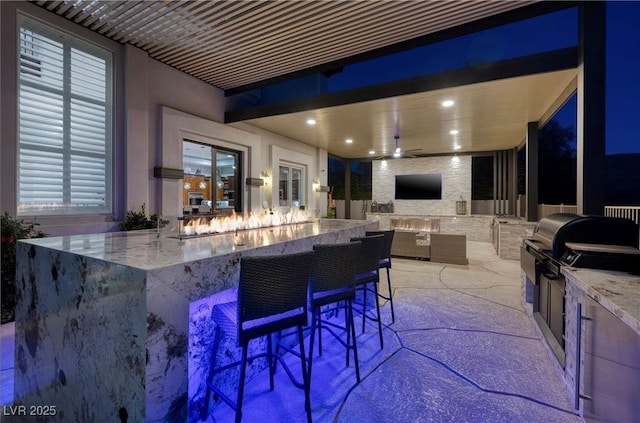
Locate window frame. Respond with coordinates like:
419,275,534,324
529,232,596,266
278,162,306,208
16,14,114,217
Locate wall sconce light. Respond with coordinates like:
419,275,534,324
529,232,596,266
260,170,270,185
312,178,320,192
198,181,207,189
184,181,192,190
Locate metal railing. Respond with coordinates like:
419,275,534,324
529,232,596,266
605,206,640,225
538,203,578,219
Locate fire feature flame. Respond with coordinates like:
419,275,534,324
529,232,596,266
182,208,309,236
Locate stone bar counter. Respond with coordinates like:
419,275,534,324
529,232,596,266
13,218,374,422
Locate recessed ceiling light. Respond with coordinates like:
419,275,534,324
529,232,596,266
454,145,462,150
450,129,459,135
345,138,353,144
369,150,375,155
306,118,316,125
442,100,454,107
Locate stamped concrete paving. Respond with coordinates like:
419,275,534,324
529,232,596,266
203,241,583,423
1,241,583,422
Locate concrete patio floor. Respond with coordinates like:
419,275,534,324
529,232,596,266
1,241,584,422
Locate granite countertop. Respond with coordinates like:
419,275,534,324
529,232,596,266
562,266,640,334
18,218,368,271
494,217,537,225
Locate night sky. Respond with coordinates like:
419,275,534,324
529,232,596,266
327,3,639,156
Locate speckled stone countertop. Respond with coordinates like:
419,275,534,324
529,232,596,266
562,266,640,334
13,218,374,423
19,218,365,271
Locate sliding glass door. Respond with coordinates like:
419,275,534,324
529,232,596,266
183,140,241,216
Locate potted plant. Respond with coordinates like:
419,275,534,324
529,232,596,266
119,203,168,231
1,212,46,323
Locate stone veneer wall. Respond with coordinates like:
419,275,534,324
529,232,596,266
494,219,537,260
372,155,471,216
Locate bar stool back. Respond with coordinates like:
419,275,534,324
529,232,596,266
308,241,362,384
350,234,385,349
200,251,314,423
366,230,396,323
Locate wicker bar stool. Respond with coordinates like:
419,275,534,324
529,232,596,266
366,230,396,323
307,241,362,385
350,234,385,349
199,251,314,423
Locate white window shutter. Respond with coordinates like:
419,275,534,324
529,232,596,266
18,17,112,215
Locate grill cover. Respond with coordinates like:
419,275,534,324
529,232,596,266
532,213,639,259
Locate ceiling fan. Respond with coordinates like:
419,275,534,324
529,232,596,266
376,134,422,159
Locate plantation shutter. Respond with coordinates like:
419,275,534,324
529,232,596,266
18,16,112,215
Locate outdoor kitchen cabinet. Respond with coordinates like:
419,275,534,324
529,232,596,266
581,296,640,423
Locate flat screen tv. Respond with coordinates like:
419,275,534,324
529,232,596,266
395,174,442,200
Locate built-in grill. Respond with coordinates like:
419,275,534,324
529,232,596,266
521,213,640,366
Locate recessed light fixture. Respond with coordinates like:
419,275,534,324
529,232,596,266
345,138,353,144
454,145,462,150
442,100,454,107
369,150,375,155
450,129,459,135
306,118,316,125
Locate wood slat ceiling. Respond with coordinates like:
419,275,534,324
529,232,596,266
34,0,538,91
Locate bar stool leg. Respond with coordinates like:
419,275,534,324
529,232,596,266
348,300,361,382
267,334,275,391
386,266,395,323
344,303,351,368
361,284,368,333
296,325,312,421
308,308,318,381
372,282,384,349
235,346,249,423
199,326,221,420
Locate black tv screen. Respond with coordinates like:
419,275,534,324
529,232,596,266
395,174,442,200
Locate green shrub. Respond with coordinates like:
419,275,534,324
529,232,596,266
119,203,167,231
1,212,46,323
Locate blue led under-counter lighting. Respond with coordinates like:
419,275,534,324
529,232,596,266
14,218,373,422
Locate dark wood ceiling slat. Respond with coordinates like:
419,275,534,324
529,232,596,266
178,1,385,75
168,1,352,71
151,2,282,60
144,1,260,54
66,0,102,24
80,1,122,28
90,1,142,33
46,1,63,11
32,0,539,90
133,1,223,50
105,2,170,39
194,2,463,85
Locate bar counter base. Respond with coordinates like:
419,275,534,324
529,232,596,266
12,219,374,423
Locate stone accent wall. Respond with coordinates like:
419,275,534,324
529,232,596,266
494,219,536,260
372,155,471,216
